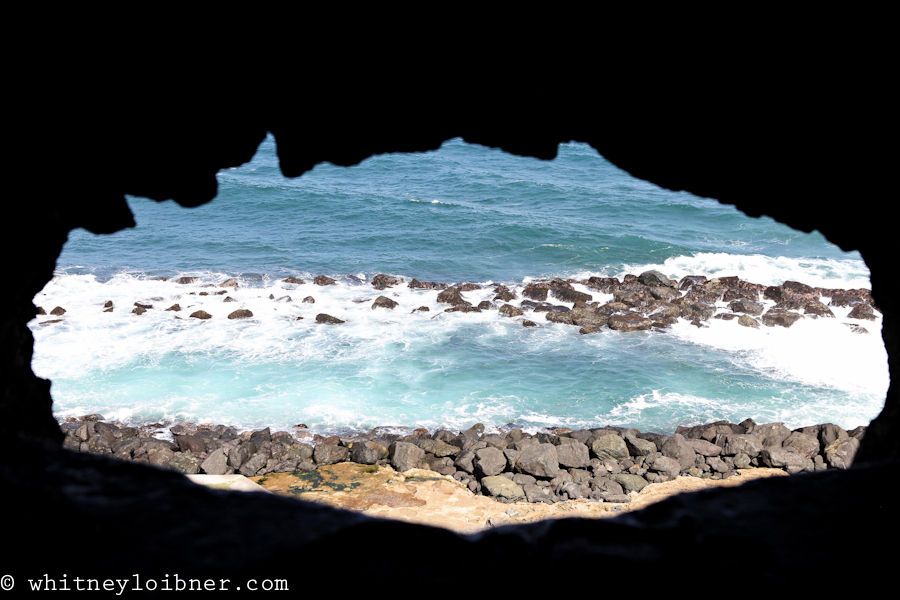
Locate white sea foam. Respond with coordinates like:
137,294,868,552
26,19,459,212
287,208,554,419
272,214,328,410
32,268,886,434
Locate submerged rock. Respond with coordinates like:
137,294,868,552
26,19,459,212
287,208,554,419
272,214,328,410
283,276,305,284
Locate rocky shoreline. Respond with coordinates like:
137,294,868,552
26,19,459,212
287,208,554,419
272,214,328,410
60,415,866,506
34,270,880,334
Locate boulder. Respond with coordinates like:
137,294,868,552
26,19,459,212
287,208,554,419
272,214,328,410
591,434,629,461
176,277,196,284
550,287,592,304
639,270,675,288
649,455,682,479
498,304,524,317
283,277,305,284
556,441,591,469
824,437,860,469
661,434,696,471
437,287,467,306
474,447,507,477
165,304,181,311
545,311,575,325
783,432,820,459
200,448,230,475
314,444,349,466
227,310,253,319
167,453,203,474
803,300,835,317
220,278,239,288
761,309,804,328
523,320,538,327
684,438,722,457
313,275,337,286
50,306,66,316
372,296,398,310
316,313,345,324
391,441,426,472
351,441,389,465
728,299,764,316
607,312,652,331
723,434,764,458
847,304,877,321
760,447,812,474
190,311,212,320
624,433,657,457
751,423,792,448
738,315,760,328
608,473,649,493
371,274,402,290
516,443,559,479
586,277,620,293
480,476,526,502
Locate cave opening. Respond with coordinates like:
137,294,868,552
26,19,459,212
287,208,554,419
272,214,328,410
30,136,886,442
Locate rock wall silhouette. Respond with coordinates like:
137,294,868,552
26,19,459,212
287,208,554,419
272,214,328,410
5,96,895,589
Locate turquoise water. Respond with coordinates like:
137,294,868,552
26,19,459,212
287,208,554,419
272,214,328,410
31,136,886,435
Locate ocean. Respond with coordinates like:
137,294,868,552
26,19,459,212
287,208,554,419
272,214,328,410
30,135,886,437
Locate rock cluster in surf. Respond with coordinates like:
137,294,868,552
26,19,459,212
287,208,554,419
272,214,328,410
33,270,880,335
59,415,865,505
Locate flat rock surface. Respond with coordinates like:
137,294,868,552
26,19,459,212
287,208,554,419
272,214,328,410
251,462,787,534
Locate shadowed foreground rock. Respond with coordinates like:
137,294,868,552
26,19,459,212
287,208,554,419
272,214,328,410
7,437,891,589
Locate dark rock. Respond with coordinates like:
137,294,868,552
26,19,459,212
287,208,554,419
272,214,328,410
523,320,538,327
516,443,559,479
556,440,590,469
313,275,337,286
847,304,877,321
315,313,345,324
371,274,402,290
661,434,696,471
761,309,804,328
474,447,507,477
167,452,203,474
49,306,67,316
522,284,549,301
437,287,467,306
372,296,398,310
458,283,482,292
165,304,181,311
783,432,820,459
803,300,835,317
729,299,764,316
751,423,791,448
684,438,721,457
227,309,253,319
649,455,682,479
760,447,812,474
190,310,212,320
607,312,652,331
723,434,764,458
591,434,629,461
176,277,196,285
200,449,230,475
283,277,305,284
639,270,675,288
498,304,524,317
678,275,707,290
390,441,426,472
175,435,206,455
609,473,649,493
586,277,620,293
314,444,349,466
824,437,860,469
